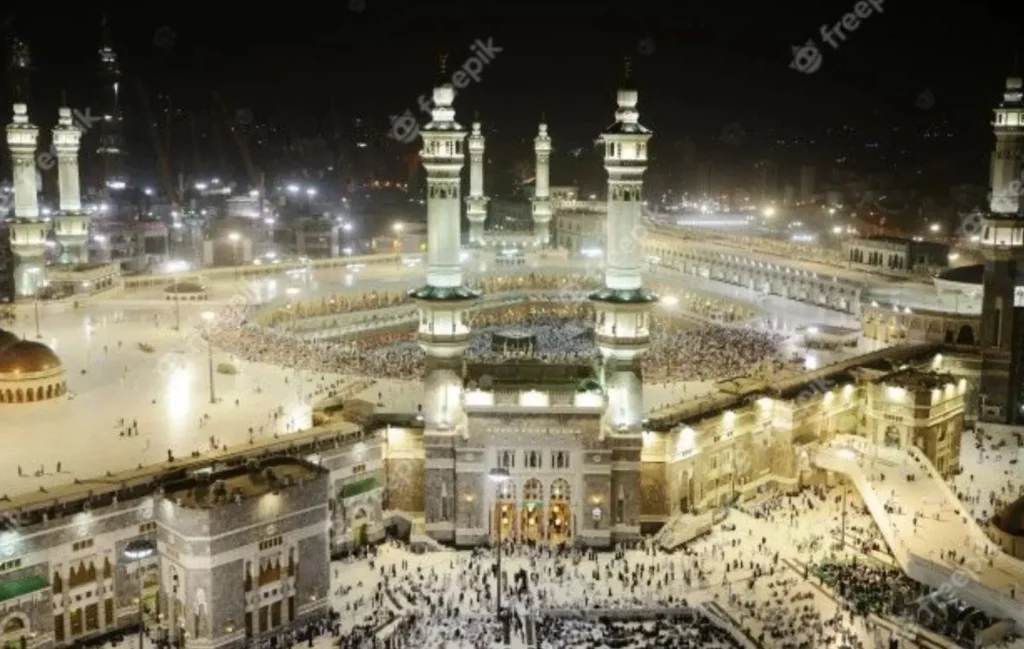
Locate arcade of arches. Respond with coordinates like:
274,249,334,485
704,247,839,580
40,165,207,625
492,478,574,546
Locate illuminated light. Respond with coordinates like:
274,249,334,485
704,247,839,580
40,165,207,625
837,448,855,460
756,397,773,410
194,182,208,191
886,385,906,401
661,295,679,307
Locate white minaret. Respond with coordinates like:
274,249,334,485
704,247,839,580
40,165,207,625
7,103,39,219
53,106,83,213
465,119,489,246
990,75,1024,214
532,120,552,247
590,62,656,437
411,68,477,435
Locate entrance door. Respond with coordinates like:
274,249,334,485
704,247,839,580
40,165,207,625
521,479,543,544
548,479,573,546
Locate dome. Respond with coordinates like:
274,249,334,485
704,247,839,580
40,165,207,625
0,329,19,354
0,340,63,375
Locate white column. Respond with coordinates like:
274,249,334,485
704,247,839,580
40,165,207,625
602,90,650,291
7,103,39,219
465,121,488,246
532,123,552,247
53,107,83,213
420,85,466,287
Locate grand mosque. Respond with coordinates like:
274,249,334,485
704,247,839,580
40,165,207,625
4,55,1024,649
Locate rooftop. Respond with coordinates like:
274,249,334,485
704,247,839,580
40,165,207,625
465,360,597,390
937,264,983,285
163,457,325,509
875,368,959,391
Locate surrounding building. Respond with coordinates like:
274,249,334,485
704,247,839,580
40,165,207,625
843,236,950,274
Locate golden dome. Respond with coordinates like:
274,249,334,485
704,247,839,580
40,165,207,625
0,340,63,375
0,329,18,354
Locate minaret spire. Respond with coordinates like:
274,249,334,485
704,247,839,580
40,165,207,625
411,67,477,439
589,68,656,438
532,116,552,247
466,113,489,246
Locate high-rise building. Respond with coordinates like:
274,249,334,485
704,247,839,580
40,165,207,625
978,74,1024,423
96,17,126,192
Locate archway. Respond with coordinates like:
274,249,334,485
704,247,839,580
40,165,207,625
548,479,572,545
884,425,901,448
520,479,543,544
956,325,975,345
1,615,27,649
493,479,516,543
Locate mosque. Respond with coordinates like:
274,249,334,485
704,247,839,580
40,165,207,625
7,61,1024,649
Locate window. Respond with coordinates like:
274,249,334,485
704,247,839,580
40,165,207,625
72,539,94,552
352,464,366,475
138,522,157,534
0,558,22,573
259,537,283,551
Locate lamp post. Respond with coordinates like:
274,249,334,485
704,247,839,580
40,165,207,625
286,287,302,403
488,467,511,645
123,538,157,649
26,267,41,338
201,311,216,404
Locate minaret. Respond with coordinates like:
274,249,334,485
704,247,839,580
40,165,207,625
979,73,1024,423
7,103,38,219
589,60,655,541
532,119,552,247
53,106,82,213
411,59,478,546
411,59,477,433
52,105,90,263
465,118,488,246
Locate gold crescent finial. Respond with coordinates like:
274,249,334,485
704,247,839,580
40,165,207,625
624,56,633,81
439,54,448,76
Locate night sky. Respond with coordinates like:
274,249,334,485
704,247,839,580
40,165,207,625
3,0,1024,189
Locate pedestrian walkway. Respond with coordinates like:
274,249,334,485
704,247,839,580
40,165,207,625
814,436,1024,632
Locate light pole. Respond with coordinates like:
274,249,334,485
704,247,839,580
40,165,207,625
286,287,301,402
123,538,157,649
488,467,511,645
201,311,216,404
26,267,41,338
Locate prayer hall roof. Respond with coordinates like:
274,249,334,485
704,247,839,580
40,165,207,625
0,329,18,354
0,340,63,375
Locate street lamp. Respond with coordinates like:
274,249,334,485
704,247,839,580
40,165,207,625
26,267,42,338
286,288,302,402
123,538,157,649
488,467,511,645
201,311,216,404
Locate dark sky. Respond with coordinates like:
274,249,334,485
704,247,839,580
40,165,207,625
3,0,1024,187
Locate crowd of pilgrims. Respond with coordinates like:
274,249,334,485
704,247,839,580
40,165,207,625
952,427,1024,527
207,295,782,383
328,516,894,649
812,561,997,648
535,613,743,649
